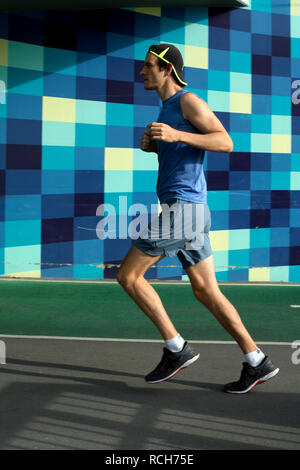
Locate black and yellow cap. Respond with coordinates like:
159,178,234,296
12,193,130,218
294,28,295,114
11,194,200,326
148,43,188,87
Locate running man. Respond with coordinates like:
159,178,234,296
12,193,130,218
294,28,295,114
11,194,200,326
117,44,279,393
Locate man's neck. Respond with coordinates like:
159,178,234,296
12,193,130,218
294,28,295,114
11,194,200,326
156,80,182,101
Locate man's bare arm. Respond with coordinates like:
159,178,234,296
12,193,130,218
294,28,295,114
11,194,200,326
147,93,233,153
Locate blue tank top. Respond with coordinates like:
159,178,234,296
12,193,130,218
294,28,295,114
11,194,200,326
155,89,207,204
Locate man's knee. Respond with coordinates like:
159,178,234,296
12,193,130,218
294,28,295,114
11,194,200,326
192,282,207,302
116,267,137,291
192,281,220,304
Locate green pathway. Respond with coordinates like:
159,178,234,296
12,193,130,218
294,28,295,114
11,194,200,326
0,280,299,342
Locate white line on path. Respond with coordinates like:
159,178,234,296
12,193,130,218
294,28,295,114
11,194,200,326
0,334,292,346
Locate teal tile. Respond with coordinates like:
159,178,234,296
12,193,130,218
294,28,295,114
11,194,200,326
8,68,44,95
42,121,75,146
272,115,291,134
106,103,134,127
291,154,300,171
271,95,291,115
291,15,300,39
230,51,251,74
251,114,271,134
185,22,208,48
229,229,250,250
207,191,229,210
270,266,289,282
230,132,251,152
228,249,250,268
42,146,75,170
291,38,300,58
271,171,290,190
133,170,157,192
73,264,104,279
76,123,106,147
5,220,41,247
133,149,159,171
213,250,228,272
230,72,251,94
207,90,230,112
250,228,270,248
251,133,271,153
289,266,300,282
76,99,106,125
290,171,300,190
161,18,185,44
105,170,132,192
134,38,157,61
251,0,272,12
4,244,41,274
208,69,230,91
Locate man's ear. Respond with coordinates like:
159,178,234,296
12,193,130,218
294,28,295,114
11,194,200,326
165,63,173,77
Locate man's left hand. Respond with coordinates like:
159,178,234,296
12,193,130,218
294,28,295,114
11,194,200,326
147,122,180,143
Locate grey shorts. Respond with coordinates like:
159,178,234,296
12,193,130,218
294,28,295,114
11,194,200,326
134,199,212,270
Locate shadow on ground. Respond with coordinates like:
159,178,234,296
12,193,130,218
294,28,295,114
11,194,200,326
0,338,299,450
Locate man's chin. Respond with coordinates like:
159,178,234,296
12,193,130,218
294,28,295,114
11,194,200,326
144,83,156,90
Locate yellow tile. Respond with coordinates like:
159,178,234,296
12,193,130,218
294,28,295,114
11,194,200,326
5,270,40,278
105,148,133,171
0,39,8,67
230,93,251,114
249,267,270,282
184,45,208,69
291,0,300,16
135,7,161,16
209,230,229,252
271,134,291,154
43,96,76,123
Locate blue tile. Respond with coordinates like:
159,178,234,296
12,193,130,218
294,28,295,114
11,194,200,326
106,125,133,148
209,26,230,51
251,34,272,55
230,8,251,32
75,170,104,194
270,209,290,227
250,247,270,267
270,246,289,266
7,119,41,145
229,210,250,229
6,194,41,220
44,73,76,99
7,94,42,120
42,194,74,219
6,170,41,195
107,56,134,82
272,13,290,37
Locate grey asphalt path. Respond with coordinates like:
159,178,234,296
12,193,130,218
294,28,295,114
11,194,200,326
0,337,299,450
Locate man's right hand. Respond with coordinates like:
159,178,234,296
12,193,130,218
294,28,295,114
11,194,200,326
140,130,157,153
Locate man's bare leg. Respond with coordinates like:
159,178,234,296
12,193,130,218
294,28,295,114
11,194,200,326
117,245,178,340
117,245,200,383
185,255,257,354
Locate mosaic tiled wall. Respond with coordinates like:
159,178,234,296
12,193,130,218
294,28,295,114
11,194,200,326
0,1,299,281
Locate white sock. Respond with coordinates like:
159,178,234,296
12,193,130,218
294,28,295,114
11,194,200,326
165,334,185,353
245,349,265,367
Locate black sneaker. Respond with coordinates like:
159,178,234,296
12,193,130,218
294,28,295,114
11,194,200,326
224,356,279,394
145,341,200,384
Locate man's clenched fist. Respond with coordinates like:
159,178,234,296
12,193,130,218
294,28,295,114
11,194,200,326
147,122,180,143
140,130,157,153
